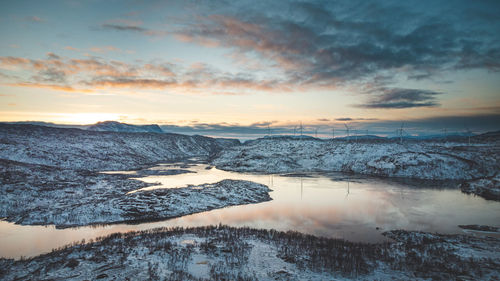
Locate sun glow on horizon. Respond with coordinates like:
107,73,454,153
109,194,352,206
54,113,123,125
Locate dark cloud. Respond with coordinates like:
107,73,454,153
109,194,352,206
99,23,167,37
174,0,500,104
33,68,67,83
335,118,352,121
358,88,441,109
250,121,277,127
46,52,60,60
101,24,147,32
335,117,379,121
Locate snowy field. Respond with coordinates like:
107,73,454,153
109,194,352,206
0,159,271,227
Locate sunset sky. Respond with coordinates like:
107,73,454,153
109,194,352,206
1,0,499,137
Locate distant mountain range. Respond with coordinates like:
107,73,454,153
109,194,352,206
1,121,498,141
2,121,164,133
87,121,163,133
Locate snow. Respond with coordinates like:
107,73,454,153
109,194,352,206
87,121,164,133
0,225,498,280
460,173,500,201
0,159,272,228
213,138,499,181
0,123,236,171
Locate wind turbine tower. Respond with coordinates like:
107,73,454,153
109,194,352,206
398,123,405,144
344,124,350,142
465,127,472,145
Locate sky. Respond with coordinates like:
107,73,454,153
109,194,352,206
1,0,499,138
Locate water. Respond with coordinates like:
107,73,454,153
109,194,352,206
1,162,499,259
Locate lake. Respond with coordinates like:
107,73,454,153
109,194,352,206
1,161,499,259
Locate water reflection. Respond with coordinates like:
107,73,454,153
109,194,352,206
1,163,499,259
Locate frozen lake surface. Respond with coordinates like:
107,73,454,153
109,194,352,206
1,162,499,259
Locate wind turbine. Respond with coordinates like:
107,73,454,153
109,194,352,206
398,123,405,144
344,123,350,142
465,127,472,145
332,128,335,139
299,122,303,137
345,178,350,199
315,128,318,138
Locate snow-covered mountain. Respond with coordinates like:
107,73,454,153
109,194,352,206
87,121,163,133
0,124,235,171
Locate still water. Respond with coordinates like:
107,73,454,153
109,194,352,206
1,162,499,259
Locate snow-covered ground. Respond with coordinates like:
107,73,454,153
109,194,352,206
212,137,500,199
213,138,498,180
0,160,271,228
0,123,236,171
460,173,500,201
0,225,498,280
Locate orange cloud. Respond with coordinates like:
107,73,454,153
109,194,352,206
0,53,338,95
6,83,94,93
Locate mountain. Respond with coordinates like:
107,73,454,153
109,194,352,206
0,124,234,171
0,121,88,129
87,121,163,133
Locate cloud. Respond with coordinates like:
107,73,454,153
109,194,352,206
101,23,147,32
358,88,442,109
0,54,288,95
26,16,44,23
4,0,500,103
6,83,94,93
334,117,379,121
99,19,167,37
173,0,500,104
46,53,60,59
89,46,120,53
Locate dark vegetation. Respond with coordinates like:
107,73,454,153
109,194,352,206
459,225,499,232
1,225,498,280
